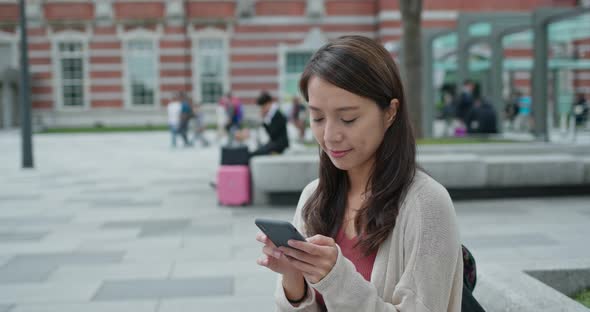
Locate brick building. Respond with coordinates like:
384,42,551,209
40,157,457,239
0,0,584,128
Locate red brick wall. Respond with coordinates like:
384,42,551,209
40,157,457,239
325,0,377,16
45,3,94,21
0,4,18,22
255,0,306,16
114,2,164,19
186,1,235,18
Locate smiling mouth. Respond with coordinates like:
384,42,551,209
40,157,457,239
328,149,352,158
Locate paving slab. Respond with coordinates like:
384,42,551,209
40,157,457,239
92,277,233,301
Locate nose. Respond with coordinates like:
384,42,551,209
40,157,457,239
323,119,343,144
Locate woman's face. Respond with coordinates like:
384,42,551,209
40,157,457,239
307,76,396,172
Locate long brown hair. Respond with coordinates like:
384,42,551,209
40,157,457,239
299,36,416,255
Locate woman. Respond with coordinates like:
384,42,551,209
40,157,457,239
256,36,463,312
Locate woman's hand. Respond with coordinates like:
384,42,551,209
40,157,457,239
278,235,338,284
255,232,300,278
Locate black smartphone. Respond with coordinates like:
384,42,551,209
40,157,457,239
255,218,306,248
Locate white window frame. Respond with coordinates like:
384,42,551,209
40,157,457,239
279,49,314,101
51,30,90,110
0,30,18,69
189,27,230,105
278,28,327,103
120,27,161,110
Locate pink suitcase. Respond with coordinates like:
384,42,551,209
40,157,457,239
217,165,251,206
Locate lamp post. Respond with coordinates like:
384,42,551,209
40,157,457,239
19,0,34,168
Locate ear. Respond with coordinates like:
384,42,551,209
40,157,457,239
384,99,399,128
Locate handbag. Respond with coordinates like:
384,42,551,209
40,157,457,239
461,245,486,312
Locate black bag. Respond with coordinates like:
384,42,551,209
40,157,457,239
462,285,486,312
221,145,250,166
461,245,486,312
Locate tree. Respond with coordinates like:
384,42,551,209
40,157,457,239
399,0,423,138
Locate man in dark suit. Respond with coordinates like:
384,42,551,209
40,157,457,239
250,91,289,157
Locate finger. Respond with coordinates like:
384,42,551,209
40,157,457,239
256,232,276,247
263,245,283,259
287,240,322,256
279,246,314,264
255,232,266,241
307,235,335,246
256,255,269,267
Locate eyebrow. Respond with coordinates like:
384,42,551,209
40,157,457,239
308,105,360,112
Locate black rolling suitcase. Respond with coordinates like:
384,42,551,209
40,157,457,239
220,145,250,166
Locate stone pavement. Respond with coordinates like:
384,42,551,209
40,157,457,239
0,130,589,312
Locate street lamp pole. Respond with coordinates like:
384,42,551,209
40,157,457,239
19,0,34,168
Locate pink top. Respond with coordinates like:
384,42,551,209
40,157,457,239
315,227,378,310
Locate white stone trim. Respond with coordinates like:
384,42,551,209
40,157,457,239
160,76,189,85
159,62,189,70
30,64,51,73
28,36,50,44
378,10,458,22
189,26,230,105
306,0,325,18
91,35,120,43
239,16,376,26
91,77,123,86
89,63,121,71
278,27,326,101
325,31,376,39
160,48,189,56
0,30,18,68
119,26,161,109
160,34,187,42
231,75,277,84
233,32,308,41
31,93,53,101
90,92,123,101
50,29,91,111
231,47,278,55
231,61,277,69
379,28,403,37
90,49,121,57
28,50,51,58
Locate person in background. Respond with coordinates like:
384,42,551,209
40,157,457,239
247,91,289,157
178,92,194,147
465,83,498,135
290,96,307,142
438,86,456,137
573,94,589,128
454,79,475,127
503,91,520,131
223,92,243,146
167,92,190,148
217,93,229,140
514,93,532,132
191,101,209,147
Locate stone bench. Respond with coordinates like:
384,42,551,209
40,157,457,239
475,266,590,312
250,152,590,205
